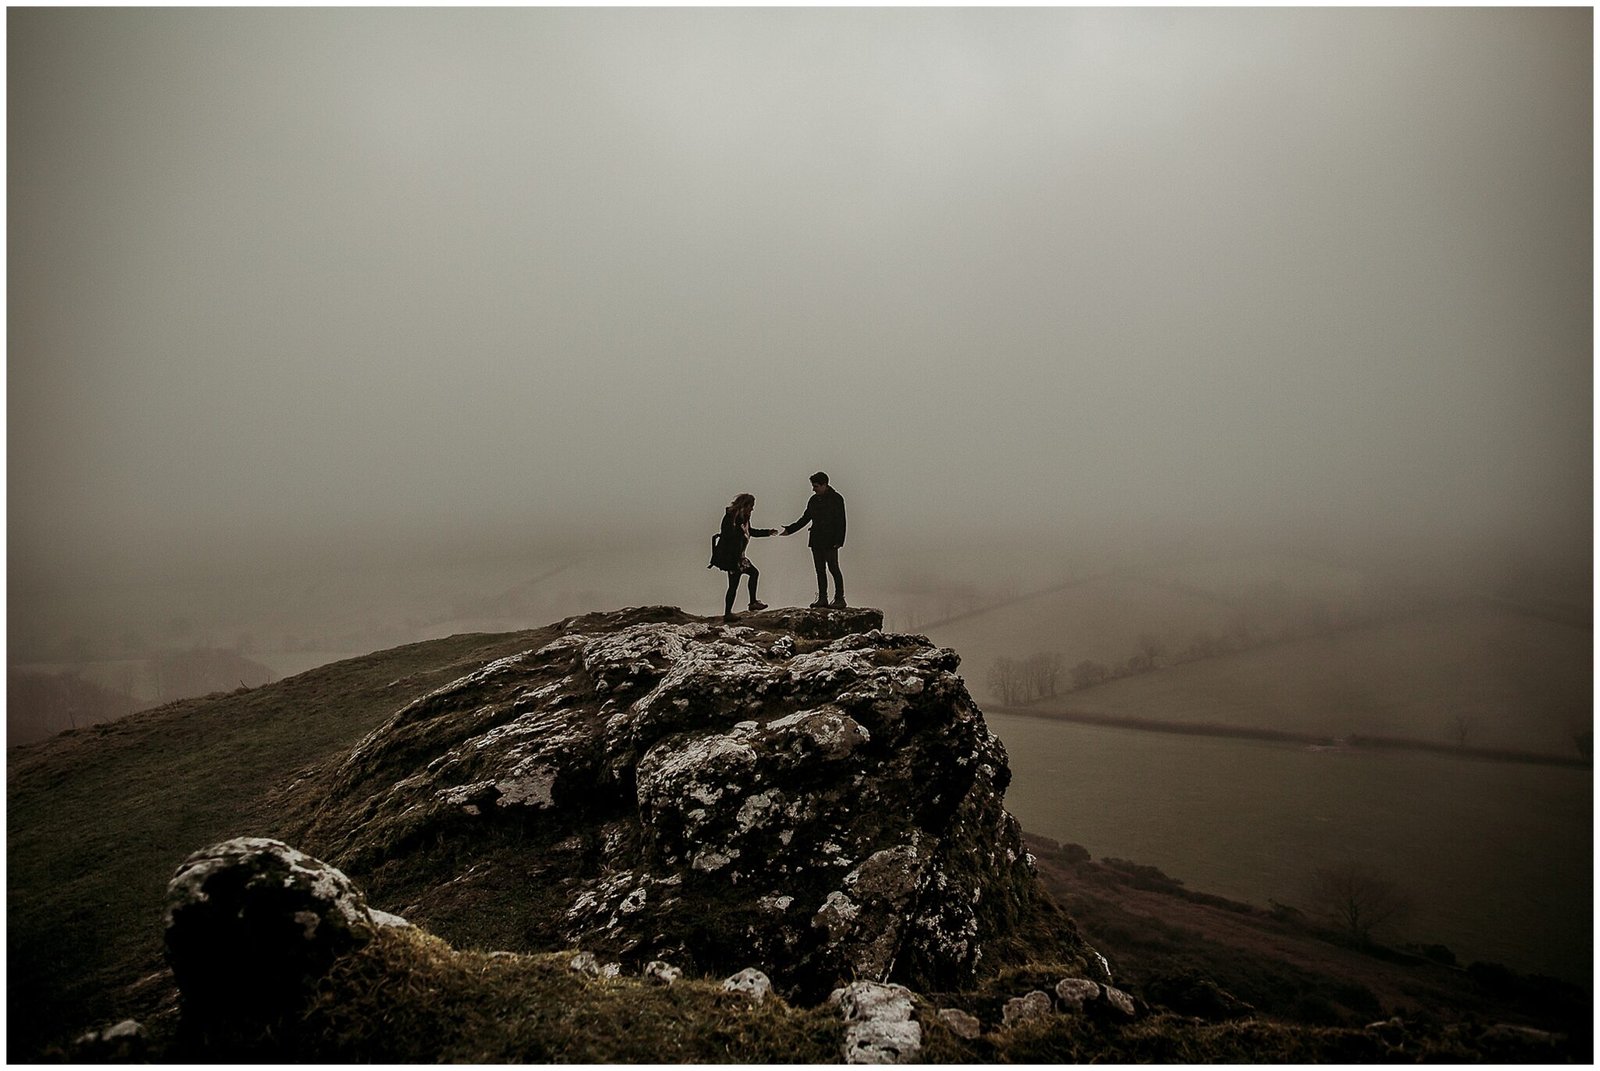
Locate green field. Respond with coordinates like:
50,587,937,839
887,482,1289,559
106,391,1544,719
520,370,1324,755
1028,608,1590,756
922,551,1589,759
989,713,1593,983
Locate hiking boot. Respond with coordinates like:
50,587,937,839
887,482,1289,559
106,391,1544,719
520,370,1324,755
830,595,847,608
748,600,768,612
723,612,738,622
809,596,830,609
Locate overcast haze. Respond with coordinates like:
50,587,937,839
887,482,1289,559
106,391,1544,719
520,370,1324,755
9,8,1592,622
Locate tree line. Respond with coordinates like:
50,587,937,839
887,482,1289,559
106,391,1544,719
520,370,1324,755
985,652,1065,705
985,592,1437,707
987,632,1171,706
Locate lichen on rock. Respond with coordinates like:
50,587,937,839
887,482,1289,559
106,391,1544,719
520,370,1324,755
297,605,1096,1002
1002,990,1054,1028
723,967,773,1002
831,981,922,1063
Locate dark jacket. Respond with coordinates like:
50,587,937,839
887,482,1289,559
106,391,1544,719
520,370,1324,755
709,511,775,571
782,488,846,549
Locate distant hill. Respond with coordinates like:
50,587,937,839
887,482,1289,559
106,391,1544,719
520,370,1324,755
9,648,279,744
922,554,1589,758
922,555,1419,697
1019,607,1589,757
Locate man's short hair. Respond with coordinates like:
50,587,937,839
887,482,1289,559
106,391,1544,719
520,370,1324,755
810,471,829,485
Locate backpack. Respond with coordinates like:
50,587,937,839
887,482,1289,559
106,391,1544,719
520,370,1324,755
708,524,741,571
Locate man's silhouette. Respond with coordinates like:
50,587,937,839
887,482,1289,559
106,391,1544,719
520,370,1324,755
780,471,847,608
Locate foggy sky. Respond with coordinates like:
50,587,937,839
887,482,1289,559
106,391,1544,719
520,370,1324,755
9,8,1592,587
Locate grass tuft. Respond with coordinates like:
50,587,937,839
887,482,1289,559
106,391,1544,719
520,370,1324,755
288,928,847,1063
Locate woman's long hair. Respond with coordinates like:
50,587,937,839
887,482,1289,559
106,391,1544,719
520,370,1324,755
726,493,755,526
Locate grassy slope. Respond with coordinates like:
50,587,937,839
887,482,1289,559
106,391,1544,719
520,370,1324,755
134,924,1458,1064
276,929,1438,1063
996,607,1590,755
1024,837,1558,1024
7,625,553,1058
1021,837,1591,1060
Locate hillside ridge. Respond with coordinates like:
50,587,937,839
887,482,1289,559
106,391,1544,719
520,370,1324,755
9,605,1588,1062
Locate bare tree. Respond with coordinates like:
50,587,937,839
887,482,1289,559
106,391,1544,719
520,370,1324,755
1023,652,1064,699
1070,659,1110,690
987,657,1024,705
1040,651,1063,696
1309,861,1411,944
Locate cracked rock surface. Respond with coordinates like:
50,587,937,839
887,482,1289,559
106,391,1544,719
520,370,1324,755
300,605,1074,1000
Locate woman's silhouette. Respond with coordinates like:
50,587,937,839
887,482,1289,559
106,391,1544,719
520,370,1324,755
709,492,776,621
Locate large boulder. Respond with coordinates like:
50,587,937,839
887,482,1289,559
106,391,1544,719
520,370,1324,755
164,837,396,1050
301,606,1089,1001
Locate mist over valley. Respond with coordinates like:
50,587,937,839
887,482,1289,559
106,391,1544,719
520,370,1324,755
7,6,1591,1062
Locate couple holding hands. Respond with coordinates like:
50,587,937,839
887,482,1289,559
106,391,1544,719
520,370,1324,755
710,471,846,621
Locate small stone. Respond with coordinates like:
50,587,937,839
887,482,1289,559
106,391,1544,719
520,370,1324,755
1103,985,1136,1018
1481,1023,1560,1047
1001,990,1053,1027
71,1019,146,1062
568,951,601,975
937,1008,982,1039
722,967,772,1001
644,960,681,986
1055,977,1101,1011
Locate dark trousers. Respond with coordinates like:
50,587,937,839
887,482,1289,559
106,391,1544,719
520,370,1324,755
725,562,759,613
811,545,843,598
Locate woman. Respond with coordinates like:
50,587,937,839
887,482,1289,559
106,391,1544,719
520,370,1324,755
710,492,775,621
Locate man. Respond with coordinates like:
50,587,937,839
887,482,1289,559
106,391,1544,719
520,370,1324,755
780,471,847,608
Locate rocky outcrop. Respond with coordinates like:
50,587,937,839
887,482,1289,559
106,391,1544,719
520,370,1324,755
301,605,1091,1001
